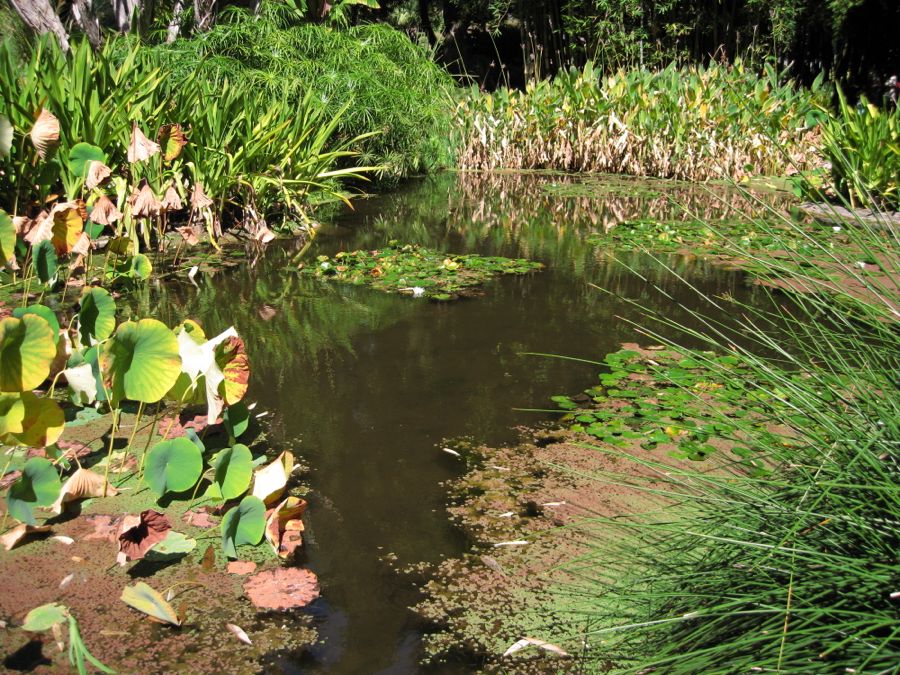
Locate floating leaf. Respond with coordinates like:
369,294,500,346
226,623,252,645
0,209,14,265
101,319,181,405
502,637,570,658
121,582,180,626
0,314,57,392
77,286,116,346
30,109,59,160
251,451,293,506
22,603,68,632
144,437,202,497
212,443,253,501
67,143,106,179
33,240,58,285
157,124,187,161
221,495,266,558
265,496,306,559
0,523,51,551
51,468,117,514
6,457,60,525
117,510,172,564
226,560,256,574
243,567,319,610
127,123,160,163
146,531,196,560
128,253,152,280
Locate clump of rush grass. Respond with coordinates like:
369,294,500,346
455,60,828,181
549,190,899,671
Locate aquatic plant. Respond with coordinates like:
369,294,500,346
456,60,828,181
21,603,113,674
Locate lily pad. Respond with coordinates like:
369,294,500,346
10,391,65,447
22,603,68,631
68,143,106,179
6,457,61,525
212,443,253,501
101,319,181,405
145,531,197,560
221,495,266,558
0,314,57,392
144,437,203,496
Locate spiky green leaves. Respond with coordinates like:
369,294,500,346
144,437,203,497
6,457,61,524
100,319,181,405
0,315,57,392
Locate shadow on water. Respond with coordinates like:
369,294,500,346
148,172,788,673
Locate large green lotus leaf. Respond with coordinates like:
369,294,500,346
13,392,64,447
221,495,265,558
0,392,26,440
33,240,57,285
67,143,106,178
78,286,116,346
101,319,181,405
0,315,57,392
12,305,60,339
22,603,69,632
144,437,203,497
212,444,253,501
7,457,61,525
0,209,14,265
128,253,152,280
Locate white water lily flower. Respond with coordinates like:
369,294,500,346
412,287,425,297
833,226,842,232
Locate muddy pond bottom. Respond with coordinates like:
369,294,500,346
150,172,786,673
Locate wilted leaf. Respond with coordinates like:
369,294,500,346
221,495,266,558
160,183,183,211
30,109,59,160
216,337,250,407
243,567,319,610
117,510,172,564
157,124,187,161
51,468,117,514
251,451,294,506
127,123,160,163
22,603,68,632
226,623,252,645
0,523,51,550
265,496,306,559
85,161,112,191
48,201,84,256
182,508,217,528
226,560,256,575
502,637,570,658
121,582,180,626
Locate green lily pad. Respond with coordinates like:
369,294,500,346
212,443,253,501
67,143,106,179
0,314,57,392
77,286,116,346
144,437,203,497
33,240,57,285
22,603,68,632
101,319,181,405
7,457,61,525
0,209,14,265
145,531,197,560
128,254,152,280
221,495,266,558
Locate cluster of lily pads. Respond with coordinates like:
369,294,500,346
300,242,543,300
551,347,807,472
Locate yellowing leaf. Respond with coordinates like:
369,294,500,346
120,582,180,625
251,451,293,506
48,202,84,256
51,468,117,514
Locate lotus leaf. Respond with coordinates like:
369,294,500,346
0,392,26,439
120,582,180,626
10,391,65,447
7,457,61,525
144,437,203,496
12,305,60,340
77,286,116,346
0,209,14,265
212,443,253,501
221,495,266,558
101,319,181,405
146,531,196,560
0,115,11,158
157,124,187,161
223,401,250,440
22,603,68,632
67,143,106,179
33,240,57,285
128,253,152,280
0,314,57,392
49,202,84,256
215,336,250,406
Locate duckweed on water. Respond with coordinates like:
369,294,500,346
299,243,543,300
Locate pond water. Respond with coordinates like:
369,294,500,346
150,172,786,673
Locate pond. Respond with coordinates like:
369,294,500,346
148,172,788,673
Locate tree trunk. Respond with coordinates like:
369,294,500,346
8,0,70,52
166,0,187,42
71,0,102,49
419,0,436,46
114,0,141,33
193,0,218,32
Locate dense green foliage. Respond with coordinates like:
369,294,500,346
456,60,828,180
132,6,455,181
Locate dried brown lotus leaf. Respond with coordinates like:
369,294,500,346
85,161,112,190
128,178,160,218
25,211,52,246
30,109,60,159
127,123,160,163
52,468,117,514
13,216,32,236
191,183,214,210
160,184,183,211
90,195,122,225
264,496,307,558
176,226,200,246
1,524,51,551
117,509,171,565
251,451,294,506
243,567,319,610
71,232,91,256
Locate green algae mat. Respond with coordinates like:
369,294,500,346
298,242,543,300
